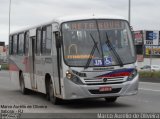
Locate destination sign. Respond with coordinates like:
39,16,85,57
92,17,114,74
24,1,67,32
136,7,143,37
65,55,94,59
63,20,124,30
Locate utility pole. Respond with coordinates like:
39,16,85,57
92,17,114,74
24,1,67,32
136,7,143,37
128,0,131,24
150,45,153,72
9,0,12,37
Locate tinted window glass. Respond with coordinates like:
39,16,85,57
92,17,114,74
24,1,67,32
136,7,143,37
25,32,29,55
36,29,41,55
42,29,46,54
46,26,52,54
13,35,18,54
41,25,52,55
18,33,24,55
9,36,13,55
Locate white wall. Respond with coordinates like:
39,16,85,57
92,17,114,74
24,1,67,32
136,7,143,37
137,58,160,68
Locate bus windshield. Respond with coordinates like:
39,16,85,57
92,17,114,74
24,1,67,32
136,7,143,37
62,19,136,67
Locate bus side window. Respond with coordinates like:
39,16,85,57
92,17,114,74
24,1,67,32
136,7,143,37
13,34,18,55
18,33,24,55
9,36,13,55
41,25,52,55
24,31,29,56
46,26,52,54
36,28,41,55
41,27,46,54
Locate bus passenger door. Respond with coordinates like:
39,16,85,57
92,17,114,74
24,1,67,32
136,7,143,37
29,30,37,89
52,29,62,95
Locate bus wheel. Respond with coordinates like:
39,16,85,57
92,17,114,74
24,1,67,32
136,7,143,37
48,79,61,105
19,73,28,94
104,97,118,103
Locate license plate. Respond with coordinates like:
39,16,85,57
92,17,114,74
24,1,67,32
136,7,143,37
99,86,112,92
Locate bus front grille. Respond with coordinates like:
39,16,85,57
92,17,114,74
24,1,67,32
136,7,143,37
84,77,126,85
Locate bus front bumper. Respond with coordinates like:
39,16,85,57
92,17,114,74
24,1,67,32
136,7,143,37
62,75,139,100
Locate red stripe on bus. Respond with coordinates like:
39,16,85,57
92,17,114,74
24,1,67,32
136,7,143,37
98,72,131,78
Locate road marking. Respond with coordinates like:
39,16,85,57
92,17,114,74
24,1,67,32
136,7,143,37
139,88,160,92
140,82,160,85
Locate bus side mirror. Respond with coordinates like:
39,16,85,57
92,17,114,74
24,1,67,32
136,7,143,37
55,32,62,48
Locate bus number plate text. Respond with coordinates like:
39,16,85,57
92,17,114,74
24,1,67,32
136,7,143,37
99,86,112,92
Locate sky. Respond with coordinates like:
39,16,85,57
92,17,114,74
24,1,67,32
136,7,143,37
1,0,160,45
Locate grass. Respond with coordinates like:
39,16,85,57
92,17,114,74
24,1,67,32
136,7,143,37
139,71,160,78
1,63,9,70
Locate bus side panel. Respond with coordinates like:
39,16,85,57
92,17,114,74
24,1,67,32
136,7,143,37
9,56,24,89
34,56,53,94
36,74,46,94
23,72,32,89
52,56,60,95
23,55,32,90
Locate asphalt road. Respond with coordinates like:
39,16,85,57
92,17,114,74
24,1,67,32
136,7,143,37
0,71,160,118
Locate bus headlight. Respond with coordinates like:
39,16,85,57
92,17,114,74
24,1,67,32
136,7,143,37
66,70,84,85
127,69,138,81
66,70,73,79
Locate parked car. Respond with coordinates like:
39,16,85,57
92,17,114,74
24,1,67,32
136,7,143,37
140,65,160,71
151,65,160,71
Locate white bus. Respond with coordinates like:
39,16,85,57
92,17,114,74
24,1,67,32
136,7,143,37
9,15,138,104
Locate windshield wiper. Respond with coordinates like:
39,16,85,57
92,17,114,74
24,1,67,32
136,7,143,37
105,32,123,67
84,34,101,69
90,34,100,55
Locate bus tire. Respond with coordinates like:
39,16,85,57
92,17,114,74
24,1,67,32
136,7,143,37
104,97,118,103
19,73,28,94
48,79,61,105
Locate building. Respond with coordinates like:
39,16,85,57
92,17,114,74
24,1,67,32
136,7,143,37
0,42,8,63
134,30,160,68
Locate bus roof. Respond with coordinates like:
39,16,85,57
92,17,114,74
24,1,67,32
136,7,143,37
10,14,126,35
54,14,126,23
